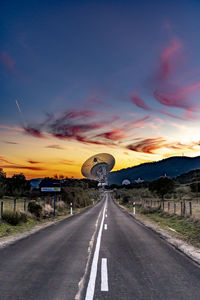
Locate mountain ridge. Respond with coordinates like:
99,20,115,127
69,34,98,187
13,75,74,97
108,155,200,185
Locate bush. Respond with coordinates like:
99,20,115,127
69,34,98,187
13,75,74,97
140,206,161,214
28,200,42,218
122,195,131,204
2,210,28,225
43,204,54,218
56,201,66,210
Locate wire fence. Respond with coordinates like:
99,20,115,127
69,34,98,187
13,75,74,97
135,199,200,220
0,196,64,218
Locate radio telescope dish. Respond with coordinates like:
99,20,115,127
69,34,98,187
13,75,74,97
122,179,131,185
81,153,115,183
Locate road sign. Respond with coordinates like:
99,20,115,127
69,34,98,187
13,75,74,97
41,187,61,192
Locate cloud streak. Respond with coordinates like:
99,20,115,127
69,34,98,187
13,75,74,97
27,160,41,164
4,141,18,144
46,145,65,150
0,165,45,171
130,38,200,119
127,138,200,154
130,94,151,111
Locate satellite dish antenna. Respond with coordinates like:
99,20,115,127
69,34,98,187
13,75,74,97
122,179,131,185
81,153,115,184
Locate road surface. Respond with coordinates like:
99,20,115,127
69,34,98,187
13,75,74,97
0,191,199,300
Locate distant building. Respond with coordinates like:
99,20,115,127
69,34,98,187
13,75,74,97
135,178,144,183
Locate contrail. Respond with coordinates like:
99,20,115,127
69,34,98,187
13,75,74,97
16,99,22,114
15,99,27,127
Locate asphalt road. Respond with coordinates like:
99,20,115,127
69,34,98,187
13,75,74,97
0,191,200,300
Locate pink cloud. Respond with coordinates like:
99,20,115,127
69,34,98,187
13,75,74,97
24,127,45,138
157,39,182,81
96,129,128,141
130,93,151,111
127,137,166,154
0,125,24,132
127,137,200,154
0,52,15,70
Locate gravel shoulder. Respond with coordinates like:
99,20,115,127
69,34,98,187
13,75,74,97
0,205,92,249
117,202,200,266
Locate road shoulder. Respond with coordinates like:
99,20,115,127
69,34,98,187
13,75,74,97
0,205,93,249
116,202,200,266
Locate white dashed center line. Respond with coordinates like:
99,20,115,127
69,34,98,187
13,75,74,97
101,258,109,291
104,224,107,230
85,197,107,300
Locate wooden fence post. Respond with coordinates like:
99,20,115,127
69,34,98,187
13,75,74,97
181,202,183,216
1,201,3,217
24,199,27,212
183,201,186,216
174,202,176,214
14,198,16,212
168,202,170,212
189,201,192,216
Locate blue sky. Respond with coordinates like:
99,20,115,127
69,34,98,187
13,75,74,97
1,0,200,178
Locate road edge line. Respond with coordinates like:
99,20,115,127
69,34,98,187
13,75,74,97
114,200,200,267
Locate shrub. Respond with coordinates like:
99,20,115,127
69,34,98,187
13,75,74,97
56,201,66,210
140,206,161,214
122,195,131,204
28,200,42,218
19,211,28,222
2,210,28,225
43,204,54,218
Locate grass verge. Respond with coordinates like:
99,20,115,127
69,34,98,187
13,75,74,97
0,205,92,239
121,202,200,248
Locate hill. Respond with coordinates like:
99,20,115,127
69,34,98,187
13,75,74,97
108,156,200,185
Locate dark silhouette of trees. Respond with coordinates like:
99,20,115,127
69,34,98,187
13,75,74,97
149,177,175,201
6,173,30,197
0,168,6,198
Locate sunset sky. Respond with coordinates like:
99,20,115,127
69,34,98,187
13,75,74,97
1,0,200,179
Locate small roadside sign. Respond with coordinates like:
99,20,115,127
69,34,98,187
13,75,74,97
41,187,61,192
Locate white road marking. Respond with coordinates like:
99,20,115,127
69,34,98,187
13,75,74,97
85,196,107,300
101,258,108,291
104,224,107,230
105,214,107,218
75,209,103,300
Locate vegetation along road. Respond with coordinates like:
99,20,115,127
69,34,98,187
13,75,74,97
0,191,200,300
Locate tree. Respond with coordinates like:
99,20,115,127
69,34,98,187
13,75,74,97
0,168,6,198
190,182,200,200
149,177,175,201
8,173,31,196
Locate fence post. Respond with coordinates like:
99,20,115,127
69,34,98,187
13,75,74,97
189,201,192,216
183,201,186,216
133,202,135,215
174,202,176,214
162,201,165,211
168,202,170,212
14,198,16,212
54,193,56,217
24,199,27,212
150,200,152,207
1,201,3,217
181,202,183,216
